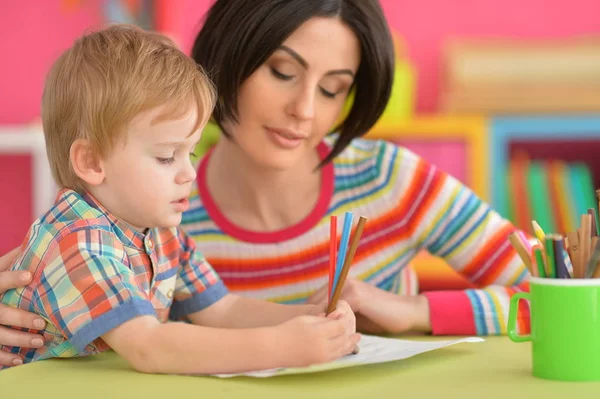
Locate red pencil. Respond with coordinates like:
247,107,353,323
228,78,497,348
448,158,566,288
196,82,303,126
328,215,337,303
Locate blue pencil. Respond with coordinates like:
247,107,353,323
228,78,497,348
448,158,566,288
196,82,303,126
332,212,353,297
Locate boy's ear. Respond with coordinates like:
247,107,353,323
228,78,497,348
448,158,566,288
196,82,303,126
70,139,105,186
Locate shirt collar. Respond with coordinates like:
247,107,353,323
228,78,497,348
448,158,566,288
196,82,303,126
56,188,147,250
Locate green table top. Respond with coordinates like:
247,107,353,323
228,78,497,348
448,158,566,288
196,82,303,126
1,336,599,398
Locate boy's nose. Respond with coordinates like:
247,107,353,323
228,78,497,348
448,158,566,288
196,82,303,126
176,160,197,184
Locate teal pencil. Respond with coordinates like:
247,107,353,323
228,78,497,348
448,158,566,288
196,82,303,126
544,235,557,279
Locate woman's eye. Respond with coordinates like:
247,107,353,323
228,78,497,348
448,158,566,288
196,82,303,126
320,87,338,98
270,67,293,81
156,157,175,165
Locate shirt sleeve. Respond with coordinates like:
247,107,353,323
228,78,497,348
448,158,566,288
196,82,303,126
396,148,532,336
32,228,157,352
169,229,228,320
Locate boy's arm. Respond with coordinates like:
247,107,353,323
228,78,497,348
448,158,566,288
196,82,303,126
187,293,319,328
102,312,357,375
102,229,358,375
102,315,279,374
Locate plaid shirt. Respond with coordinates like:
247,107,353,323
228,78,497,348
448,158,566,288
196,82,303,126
0,189,227,368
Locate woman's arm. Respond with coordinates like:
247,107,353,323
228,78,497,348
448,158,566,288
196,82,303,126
308,145,530,336
0,247,47,367
405,154,530,336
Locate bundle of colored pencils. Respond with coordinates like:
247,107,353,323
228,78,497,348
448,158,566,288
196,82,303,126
327,212,367,314
508,189,600,279
326,212,366,356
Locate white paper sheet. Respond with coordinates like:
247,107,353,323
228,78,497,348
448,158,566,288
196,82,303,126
215,334,484,378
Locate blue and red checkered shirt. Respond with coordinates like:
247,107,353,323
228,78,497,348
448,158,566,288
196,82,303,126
0,189,227,368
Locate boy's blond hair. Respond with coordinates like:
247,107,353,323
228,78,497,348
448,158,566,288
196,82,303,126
42,24,216,192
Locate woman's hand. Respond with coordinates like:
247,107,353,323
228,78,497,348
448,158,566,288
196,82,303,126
307,278,431,335
0,247,47,367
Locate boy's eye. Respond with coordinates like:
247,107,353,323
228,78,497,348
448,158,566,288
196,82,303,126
156,157,175,165
190,151,198,159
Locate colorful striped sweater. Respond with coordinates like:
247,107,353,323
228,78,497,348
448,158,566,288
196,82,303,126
181,137,531,335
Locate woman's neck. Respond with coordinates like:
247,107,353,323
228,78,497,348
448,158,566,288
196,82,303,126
205,138,323,232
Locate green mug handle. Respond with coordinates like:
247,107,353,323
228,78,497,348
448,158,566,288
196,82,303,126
507,292,532,343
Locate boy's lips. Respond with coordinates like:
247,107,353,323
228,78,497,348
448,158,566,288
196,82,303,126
171,197,190,212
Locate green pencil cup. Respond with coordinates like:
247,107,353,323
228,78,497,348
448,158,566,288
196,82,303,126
507,277,600,381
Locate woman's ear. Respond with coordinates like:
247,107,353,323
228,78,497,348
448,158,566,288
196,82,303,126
69,139,105,186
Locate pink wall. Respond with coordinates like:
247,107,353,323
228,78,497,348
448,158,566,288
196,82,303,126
0,1,102,253
2,0,600,122
171,0,600,112
1,0,600,253
0,1,103,123
379,0,600,111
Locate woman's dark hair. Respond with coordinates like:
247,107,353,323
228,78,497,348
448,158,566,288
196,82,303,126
191,0,394,164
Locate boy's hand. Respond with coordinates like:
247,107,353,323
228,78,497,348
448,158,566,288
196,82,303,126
0,247,47,367
324,300,356,338
325,300,359,354
273,315,361,368
306,300,356,340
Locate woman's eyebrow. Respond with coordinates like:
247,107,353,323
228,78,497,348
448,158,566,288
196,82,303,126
277,45,355,77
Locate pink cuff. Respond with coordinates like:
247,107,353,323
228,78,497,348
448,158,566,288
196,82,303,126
423,291,476,335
